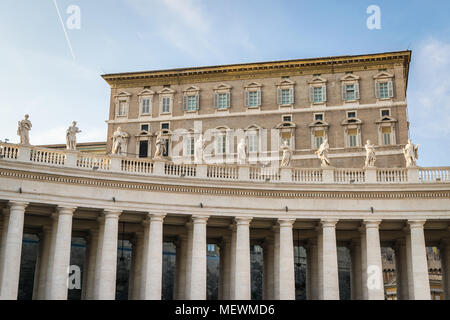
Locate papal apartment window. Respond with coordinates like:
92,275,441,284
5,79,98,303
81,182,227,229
188,96,197,110
375,80,394,99
183,94,199,111
162,97,171,113
282,115,292,122
348,129,358,147
118,101,127,116
314,113,323,121
141,98,150,114
216,93,230,109
281,89,291,105
347,111,356,118
382,127,392,145
248,91,259,107
381,109,390,117
313,87,323,103
141,124,149,132
248,134,258,153
161,123,170,130
345,84,356,101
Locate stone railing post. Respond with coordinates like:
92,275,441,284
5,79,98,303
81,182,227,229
110,155,122,172
322,167,334,183
280,168,292,183
17,145,31,162
65,150,78,168
196,164,207,179
365,167,377,183
407,166,420,183
153,160,165,176
238,166,250,181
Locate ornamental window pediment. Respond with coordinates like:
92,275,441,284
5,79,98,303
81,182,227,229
341,117,363,148
340,74,360,102
182,86,200,112
138,89,155,116
309,120,329,150
244,82,262,108
308,76,327,105
114,91,132,118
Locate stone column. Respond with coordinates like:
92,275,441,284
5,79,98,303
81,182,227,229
94,210,121,300
262,237,274,300
0,201,28,300
229,224,237,299
350,238,362,300
233,217,252,300
33,226,52,300
0,208,10,293
185,222,193,298
175,234,188,300
359,228,368,300
82,229,99,300
187,215,208,300
406,220,431,300
130,232,144,300
318,219,339,300
219,236,231,300
306,238,318,300
394,239,409,300
273,226,280,299
440,239,450,300
141,214,165,300
363,220,384,300
277,219,295,300
47,206,75,300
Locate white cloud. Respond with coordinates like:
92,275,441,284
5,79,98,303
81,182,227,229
409,38,450,138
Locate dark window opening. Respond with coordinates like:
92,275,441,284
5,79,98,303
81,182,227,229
139,141,148,158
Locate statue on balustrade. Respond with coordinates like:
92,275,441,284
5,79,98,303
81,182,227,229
111,127,129,155
403,139,419,167
280,140,293,167
66,121,81,151
315,138,331,168
194,134,204,163
17,114,32,145
364,140,376,168
237,137,247,165
154,131,166,159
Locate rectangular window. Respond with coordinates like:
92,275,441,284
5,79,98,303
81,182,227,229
248,134,258,153
282,115,292,122
216,135,226,154
379,82,389,99
382,127,392,145
381,109,390,117
162,97,171,113
139,141,148,158
161,123,169,130
313,87,323,103
348,129,358,147
217,93,229,109
314,130,324,148
347,111,356,118
118,101,126,115
187,95,197,111
187,137,195,156
314,113,323,121
345,84,355,101
141,124,149,132
141,98,150,114
281,131,291,146
281,89,291,105
248,91,258,107
207,244,215,252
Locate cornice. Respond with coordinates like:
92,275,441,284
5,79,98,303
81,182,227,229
1,167,448,200
102,51,411,89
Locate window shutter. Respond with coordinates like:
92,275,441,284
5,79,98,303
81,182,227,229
183,95,188,111
355,82,360,100
388,80,394,98
322,85,327,102
341,84,347,101
257,90,261,106
289,87,294,104
309,86,314,103
374,81,380,99
214,93,218,108
196,94,200,110
244,91,249,107
226,92,231,108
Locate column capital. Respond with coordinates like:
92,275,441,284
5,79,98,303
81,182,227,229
191,215,209,224
320,218,338,228
363,219,382,228
278,218,295,227
103,210,122,219
8,200,28,211
56,206,76,216
147,213,166,222
407,219,426,229
235,216,252,226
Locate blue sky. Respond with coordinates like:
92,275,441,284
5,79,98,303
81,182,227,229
0,0,449,166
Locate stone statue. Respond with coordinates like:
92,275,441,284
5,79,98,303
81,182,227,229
237,137,247,165
403,139,419,167
315,138,331,167
280,140,293,167
194,134,204,163
154,131,166,159
66,121,81,151
17,114,32,145
111,127,129,155
364,140,376,168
